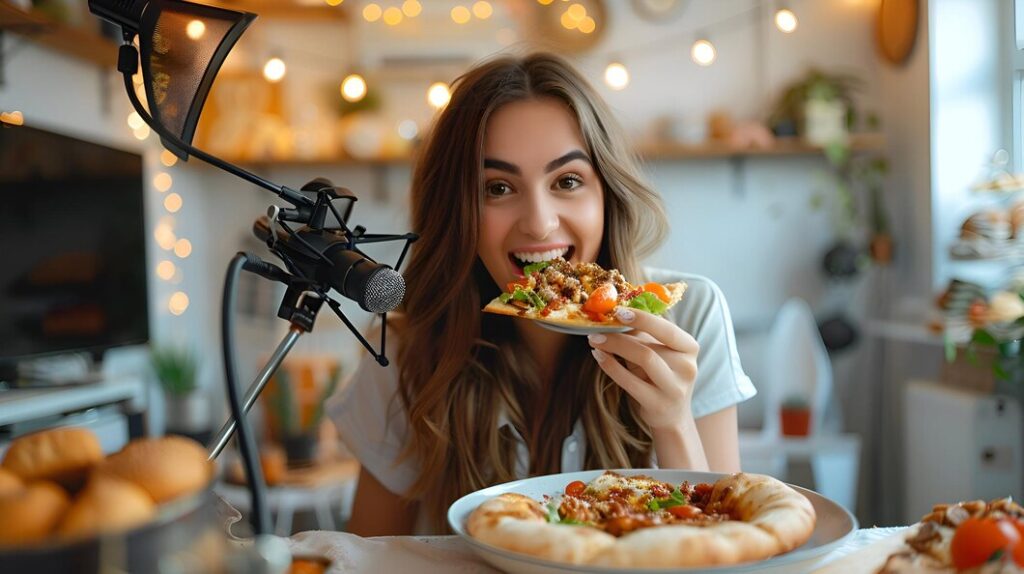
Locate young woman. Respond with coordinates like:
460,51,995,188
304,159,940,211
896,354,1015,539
327,52,755,535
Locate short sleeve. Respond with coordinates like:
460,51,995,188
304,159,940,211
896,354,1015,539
647,269,757,419
325,352,419,497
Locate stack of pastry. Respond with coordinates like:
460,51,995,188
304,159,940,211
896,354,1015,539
0,427,213,547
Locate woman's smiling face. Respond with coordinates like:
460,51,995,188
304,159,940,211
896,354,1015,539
477,97,605,290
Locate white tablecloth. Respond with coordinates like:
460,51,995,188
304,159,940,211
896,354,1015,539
286,527,909,573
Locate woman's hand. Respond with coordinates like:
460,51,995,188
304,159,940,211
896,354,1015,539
588,306,708,470
587,307,700,432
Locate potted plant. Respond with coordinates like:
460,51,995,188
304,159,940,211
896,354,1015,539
780,396,812,437
151,346,209,440
768,68,862,142
266,364,342,467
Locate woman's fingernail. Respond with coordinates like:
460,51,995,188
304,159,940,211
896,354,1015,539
615,308,635,323
588,333,607,345
591,348,607,362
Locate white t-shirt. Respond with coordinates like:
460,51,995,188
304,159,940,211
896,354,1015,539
326,270,755,528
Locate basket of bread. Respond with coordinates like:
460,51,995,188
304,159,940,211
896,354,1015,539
0,426,225,573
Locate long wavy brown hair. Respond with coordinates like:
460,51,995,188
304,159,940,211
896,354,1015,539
395,52,669,532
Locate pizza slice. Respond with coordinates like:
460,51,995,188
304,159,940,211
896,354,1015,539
482,258,687,327
466,471,816,568
878,498,1024,573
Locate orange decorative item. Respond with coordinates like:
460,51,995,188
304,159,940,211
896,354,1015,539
780,400,811,437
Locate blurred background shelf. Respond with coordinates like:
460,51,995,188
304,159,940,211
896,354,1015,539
222,133,887,169
0,0,116,67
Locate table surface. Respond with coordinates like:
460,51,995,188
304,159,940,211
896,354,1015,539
286,526,909,573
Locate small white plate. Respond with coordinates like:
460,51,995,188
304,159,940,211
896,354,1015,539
534,320,633,336
448,469,858,574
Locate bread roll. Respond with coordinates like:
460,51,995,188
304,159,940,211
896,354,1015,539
58,475,156,539
0,481,70,545
98,436,211,503
0,468,23,496
1,427,103,489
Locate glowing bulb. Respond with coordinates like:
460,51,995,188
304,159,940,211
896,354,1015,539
691,39,716,66
164,193,183,213
169,291,189,315
383,6,403,25
154,172,173,192
402,0,422,17
451,5,471,24
363,3,382,21
127,111,144,130
472,1,493,19
154,223,176,250
133,125,150,140
160,149,178,167
263,57,286,82
774,9,798,33
156,260,176,280
186,20,205,40
560,10,578,29
427,82,451,109
341,74,367,102
603,62,629,90
325,0,343,6
566,3,586,21
537,0,554,4
174,238,192,258
397,119,419,140
578,16,595,34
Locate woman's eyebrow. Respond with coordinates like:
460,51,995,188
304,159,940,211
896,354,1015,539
483,150,592,176
544,150,591,173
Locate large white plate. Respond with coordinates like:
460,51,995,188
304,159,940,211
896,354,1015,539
447,469,858,574
535,320,633,336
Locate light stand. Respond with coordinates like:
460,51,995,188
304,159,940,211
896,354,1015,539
87,0,418,538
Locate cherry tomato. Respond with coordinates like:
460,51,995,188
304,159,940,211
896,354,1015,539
506,277,530,293
667,505,701,519
565,480,586,497
951,517,1020,570
642,282,671,304
1011,519,1024,566
583,283,618,315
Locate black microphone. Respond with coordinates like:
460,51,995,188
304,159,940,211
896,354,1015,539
253,216,406,313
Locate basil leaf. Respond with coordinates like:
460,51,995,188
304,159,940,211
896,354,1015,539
511,287,546,311
499,293,512,304
648,487,687,511
523,261,551,275
559,518,594,527
546,502,561,523
627,291,668,315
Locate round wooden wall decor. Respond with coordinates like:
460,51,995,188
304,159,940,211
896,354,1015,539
877,0,919,65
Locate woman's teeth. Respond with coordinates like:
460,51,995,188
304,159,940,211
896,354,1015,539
511,247,570,266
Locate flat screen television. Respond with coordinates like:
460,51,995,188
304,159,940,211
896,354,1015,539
0,124,149,368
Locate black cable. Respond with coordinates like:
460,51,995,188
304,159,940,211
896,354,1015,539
223,253,271,535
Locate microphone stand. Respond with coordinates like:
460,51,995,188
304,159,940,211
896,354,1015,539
106,37,419,537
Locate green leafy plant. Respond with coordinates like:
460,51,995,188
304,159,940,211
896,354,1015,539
268,365,343,437
769,68,863,135
949,293,1024,386
150,346,199,397
782,396,810,410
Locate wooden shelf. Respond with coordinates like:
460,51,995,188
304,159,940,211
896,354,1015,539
0,1,117,67
205,0,349,20
637,133,886,161
219,133,886,169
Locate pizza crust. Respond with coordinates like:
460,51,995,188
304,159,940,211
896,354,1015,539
466,493,616,564
482,282,687,327
466,473,817,568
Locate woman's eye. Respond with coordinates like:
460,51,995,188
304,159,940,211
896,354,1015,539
486,182,513,197
556,175,584,191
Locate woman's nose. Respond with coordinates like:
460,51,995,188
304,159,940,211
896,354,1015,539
517,190,560,239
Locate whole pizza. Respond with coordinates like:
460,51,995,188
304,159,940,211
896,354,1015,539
466,471,817,568
483,258,686,328
878,498,1024,573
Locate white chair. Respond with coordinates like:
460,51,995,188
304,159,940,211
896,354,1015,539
738,298,862,512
